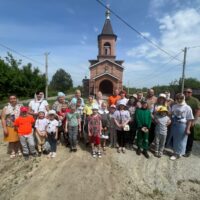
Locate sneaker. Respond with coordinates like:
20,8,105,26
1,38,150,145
117,147,121,153
92,151,97,158
155,151,159,157
183,152,191,157
158,152,163,158
51,152,57,158
47,152,53,158
18,151,22,156
136,148,141,155
143,150,150,159
103,146,106,151
10,152,16,159
70,148,73,152
24,155,29,160
73,148,77,152
98,151,102,158
170,155,178,160
122,147,126,153
32,153,37,158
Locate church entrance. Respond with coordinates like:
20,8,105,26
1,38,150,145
99,80,113,95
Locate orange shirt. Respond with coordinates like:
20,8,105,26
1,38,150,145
108,95,121,106
14,115,35,136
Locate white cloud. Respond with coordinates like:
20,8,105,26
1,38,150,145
83,35,88,40
124,61,150,72
148,0,198,17
158,8,200,63
80,35,88,45
80,40,86,45
66,7,75,15
140,32,151,38
124,7,200,87
127,44,150,58
93,27,99,33
127,8,200,64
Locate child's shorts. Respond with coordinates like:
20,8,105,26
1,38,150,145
90,135,100,145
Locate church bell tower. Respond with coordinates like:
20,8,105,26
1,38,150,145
97,8,117,61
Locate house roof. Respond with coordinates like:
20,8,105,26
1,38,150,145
89,59,124,69
93,72,120,80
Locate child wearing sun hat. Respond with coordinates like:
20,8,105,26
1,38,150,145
46,110,59,158
35,109,48,156
113,100,130,153
154,106,171,158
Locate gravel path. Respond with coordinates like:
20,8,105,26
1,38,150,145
0,138,200,200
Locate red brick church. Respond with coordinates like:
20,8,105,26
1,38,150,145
83,8,124,96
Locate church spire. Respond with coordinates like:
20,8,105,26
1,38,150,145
99,4,117,38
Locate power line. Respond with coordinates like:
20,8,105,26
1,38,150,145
138,64,181,84
0,43,44,66
187,45,200,49
130,50,183,83
96,0,182,62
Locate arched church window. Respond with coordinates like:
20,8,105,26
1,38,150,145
104,42,111,55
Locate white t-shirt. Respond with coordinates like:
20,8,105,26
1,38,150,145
29,100,48,114
155,115,170,135
116,98,129,106
46,119,59,133
171,104,194,123
35,118,48,132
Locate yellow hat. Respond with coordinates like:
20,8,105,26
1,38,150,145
157,106,168,113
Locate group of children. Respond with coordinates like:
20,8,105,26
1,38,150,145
4,94,173,160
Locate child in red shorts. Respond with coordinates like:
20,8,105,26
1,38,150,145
57,104,71,143
88,104,102,158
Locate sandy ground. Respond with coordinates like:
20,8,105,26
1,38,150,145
0,128,200,200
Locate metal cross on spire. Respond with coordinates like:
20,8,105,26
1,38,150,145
105,0,110,19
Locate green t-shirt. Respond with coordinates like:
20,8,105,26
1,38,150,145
186,96,200,115
67,112,80,127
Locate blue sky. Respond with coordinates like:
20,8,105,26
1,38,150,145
0,0,200,88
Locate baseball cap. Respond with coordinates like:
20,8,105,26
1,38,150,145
20,106,28,112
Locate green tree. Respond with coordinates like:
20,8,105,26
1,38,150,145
179,78,200,89
0,53,46,99
50,68,73,92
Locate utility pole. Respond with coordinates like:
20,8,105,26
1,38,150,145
45,52,50,100
181,47,187,94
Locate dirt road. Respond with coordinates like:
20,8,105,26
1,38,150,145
1,137,200,200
